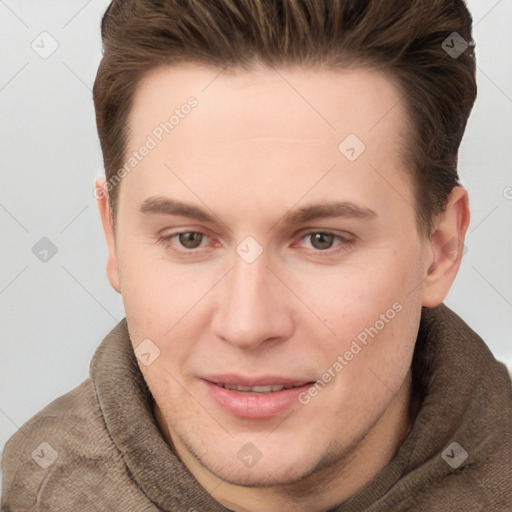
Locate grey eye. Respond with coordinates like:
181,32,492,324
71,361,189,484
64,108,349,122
309,233,335,250
178,232,204,249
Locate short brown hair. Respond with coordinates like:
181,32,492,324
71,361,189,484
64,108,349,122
93,0,477,237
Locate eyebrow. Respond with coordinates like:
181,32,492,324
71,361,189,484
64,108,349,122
139,196,377,225
140,196,216,222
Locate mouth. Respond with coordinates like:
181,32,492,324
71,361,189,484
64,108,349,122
202,376,316,418
213,382,311,394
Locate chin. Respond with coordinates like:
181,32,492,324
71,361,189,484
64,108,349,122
193,443,323,488
212,461,314,488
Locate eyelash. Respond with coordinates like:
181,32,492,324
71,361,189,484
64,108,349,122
156,230,355,258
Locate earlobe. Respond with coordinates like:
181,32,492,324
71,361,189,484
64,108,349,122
95,177,121,294
421,186,470,308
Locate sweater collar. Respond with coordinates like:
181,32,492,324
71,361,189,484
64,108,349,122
90,304,511,511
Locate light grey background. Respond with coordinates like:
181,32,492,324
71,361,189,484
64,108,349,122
1,0,511,494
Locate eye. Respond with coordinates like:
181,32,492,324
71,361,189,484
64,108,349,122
176,231,204,249
156,229,355,258
156,230,210,255
296,231,355,254
307,232,337,250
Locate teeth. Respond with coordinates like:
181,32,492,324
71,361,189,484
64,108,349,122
219,383,296,393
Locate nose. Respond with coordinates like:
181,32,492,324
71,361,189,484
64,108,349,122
211,249,294,351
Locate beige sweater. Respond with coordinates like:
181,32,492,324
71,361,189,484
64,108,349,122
2,304,511,511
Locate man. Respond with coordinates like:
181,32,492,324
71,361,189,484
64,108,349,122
2,0,511,511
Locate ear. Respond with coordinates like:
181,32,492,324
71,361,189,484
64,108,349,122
95,177,121,294
421,186,470,307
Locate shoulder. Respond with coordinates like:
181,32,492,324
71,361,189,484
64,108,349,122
1,378,155,511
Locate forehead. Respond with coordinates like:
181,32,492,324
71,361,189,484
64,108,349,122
129,62,407,142
120,63,414,228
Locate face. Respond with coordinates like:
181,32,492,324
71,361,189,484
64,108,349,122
99,63,447,490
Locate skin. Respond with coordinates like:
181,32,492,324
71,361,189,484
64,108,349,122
95,63,469,512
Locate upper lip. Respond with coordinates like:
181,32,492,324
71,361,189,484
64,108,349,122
202,374,314,387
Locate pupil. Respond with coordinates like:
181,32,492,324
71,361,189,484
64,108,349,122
311,233,333,250
179,232,202,249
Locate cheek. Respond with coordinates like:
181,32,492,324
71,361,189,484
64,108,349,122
117,241,185,321
308,300,418,428
117,246,211,370
295,241,422,392
300,249,421,339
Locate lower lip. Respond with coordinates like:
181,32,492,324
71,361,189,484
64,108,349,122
202,380,314,418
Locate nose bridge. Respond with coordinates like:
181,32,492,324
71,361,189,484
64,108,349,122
212,247,292,348
231,251,270,309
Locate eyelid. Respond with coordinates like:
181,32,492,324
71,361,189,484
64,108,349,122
157,228,356,259
294,227,354,241
292,229,355,253
156,229,213,255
